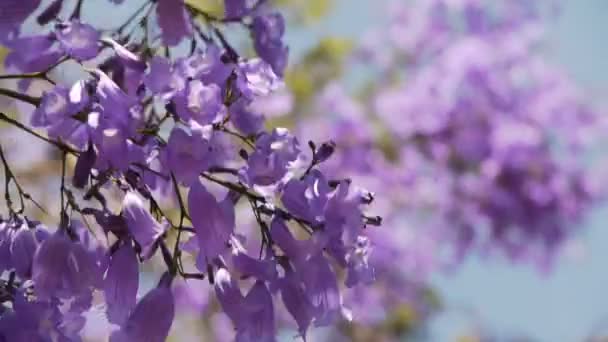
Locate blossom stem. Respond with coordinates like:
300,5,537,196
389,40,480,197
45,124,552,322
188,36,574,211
0,144,47,215
70,0,85,19
0,113,79,155
0,88,41,106
59,151,67,223
201,172,264,202
200,172,317,235
207,166,239,175
0,144,23,214
170,172,188,275
0,54,67,85
0,72,53,84
217,126,256,149
116,0,153,35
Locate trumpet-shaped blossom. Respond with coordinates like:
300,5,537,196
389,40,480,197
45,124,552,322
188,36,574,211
103,242,139,325
156,0,192,46
0,0,382,340
111,273,175,342
188,180,235,265
122,191,166,255
32,230,101,300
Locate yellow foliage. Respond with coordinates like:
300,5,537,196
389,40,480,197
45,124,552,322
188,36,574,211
274,0,333,23
284,37,352,105
185,0,224,17
382,304,420,336
455,335,482,342
0,47,8,70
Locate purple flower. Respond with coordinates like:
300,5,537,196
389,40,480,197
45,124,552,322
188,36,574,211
344,236,375,287
0,0,41,38
214,268,244,324
162,125,221,185
31,82,93,149
241,127,300,186
32,230,101,300
230,237,277,282
71,220,107,272
300,254,348,326
10,223,42,278
144,57,179,96
173,278,211,314
187,180,235,265
0,220,15,273
102,37,147,71
279,271,314,339
174,80,224,124
73,143,96,188
93,125,147,171
269,217,313,263
0,0,394,338
104,242,139,325
4,34,62,78
156,0,193,46
324,180,364,236
251,13,289,76
122,191,166,256
55,20,100,61
225,0,252,19
281,170,331,224
236,58,282,99
229,99,265,136
175,45,232,85
110,273,175,342
281,172,364,240
236,281,276,341
214,269,276,341
92,69,136,125
0,289,84,341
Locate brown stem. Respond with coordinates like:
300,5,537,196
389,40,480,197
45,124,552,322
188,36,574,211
0,88,40,106
0,112,79,155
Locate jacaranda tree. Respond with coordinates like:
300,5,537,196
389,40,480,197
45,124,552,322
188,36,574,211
0,0,604,341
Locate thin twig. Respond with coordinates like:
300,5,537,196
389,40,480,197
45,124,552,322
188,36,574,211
170,172,188,275
217,126,256,149
0,88,40,106
59,151,67,220
70,0,85,19
0,55,71,84
201,172,265,202
116,1,154,36
207,166,239,175
0,113,79,155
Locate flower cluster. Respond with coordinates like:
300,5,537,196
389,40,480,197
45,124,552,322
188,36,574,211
0,0,379,340
374,0,600,267
287,0,603,337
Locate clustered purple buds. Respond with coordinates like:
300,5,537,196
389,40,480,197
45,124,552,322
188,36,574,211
0,0,378,340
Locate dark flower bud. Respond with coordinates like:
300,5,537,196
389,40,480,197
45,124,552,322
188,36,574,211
37,0,63,26
308,140,316,152
359,190,375,205
239,148,249,160
73,143,96,188
315,140,336,163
